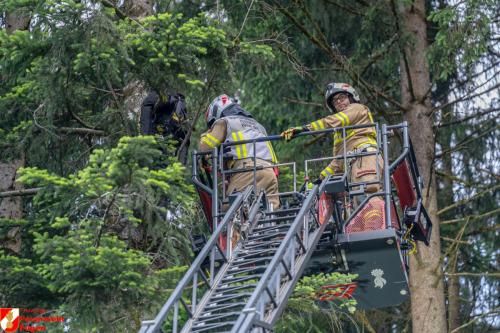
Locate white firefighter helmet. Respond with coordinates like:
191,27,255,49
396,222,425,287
325,82,360,112
205,94,237,127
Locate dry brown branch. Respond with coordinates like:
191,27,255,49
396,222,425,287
58,127,107,136
0,188,41,198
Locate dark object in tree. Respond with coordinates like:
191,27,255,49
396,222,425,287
140,91,190,164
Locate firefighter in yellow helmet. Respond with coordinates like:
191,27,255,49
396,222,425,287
199,94,280,210
281,83,382,194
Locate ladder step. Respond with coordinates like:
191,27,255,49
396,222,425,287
204,301,246,312
251,224,292,234
196,311,241,323
247,232,287,242
191,321,236,333
230,256,274,268
216,283,258,293
220,274,262,285
264,207,300,216
226,265,266,276
243,240,282,250
257,215,296,224
209,292,252,302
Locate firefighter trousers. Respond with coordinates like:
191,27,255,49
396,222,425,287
226,159,280,210
350,147,383,193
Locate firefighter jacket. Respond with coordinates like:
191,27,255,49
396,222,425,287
305,103,377,175
199,116,278,165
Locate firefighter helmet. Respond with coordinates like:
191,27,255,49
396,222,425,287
205,94,237,127
325,82,360,112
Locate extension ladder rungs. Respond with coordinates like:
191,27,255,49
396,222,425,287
215,283,258,293
196,311,241,322
226,265,266,275
243,240,282,250
256,215,296,224
191,321,235,332
220,274,262,285
262,207,300,216
250,224,293,234
230,256,274,268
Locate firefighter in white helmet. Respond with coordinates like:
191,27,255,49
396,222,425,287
199,94,280,210
281,83,382,193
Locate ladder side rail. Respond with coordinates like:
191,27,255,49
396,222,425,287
266,200,331,327
382,124,392,229
387,122,410,173
191,150,213,195
139,186,253,333
231,183,328,333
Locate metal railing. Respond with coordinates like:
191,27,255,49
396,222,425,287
138,186,260,333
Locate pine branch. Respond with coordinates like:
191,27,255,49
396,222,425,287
176,71,217,161
322,0,365,17
449,307,500,333
360,33,399,76
445,272,500,277
0,188,41,198
441,208,500,225
282,97,323,107
271,1,406,112
437,184,500,216
441,237,470,245
435,107,500,128
432,82,500,114
58,127,107,136
435,124,499,159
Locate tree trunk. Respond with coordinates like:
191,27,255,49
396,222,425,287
123,0,153,19
0,11,31,254
5,12,30,33
397,1,447,332
0,160,23,254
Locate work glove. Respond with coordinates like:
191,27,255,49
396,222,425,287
280,126,307,141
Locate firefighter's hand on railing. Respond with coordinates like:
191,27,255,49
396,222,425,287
280,126,306,141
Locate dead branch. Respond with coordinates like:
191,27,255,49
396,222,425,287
58,127,107,136
0,188,41,198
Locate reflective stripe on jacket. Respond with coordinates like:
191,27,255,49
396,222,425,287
306,103,377,173
225,116,277,163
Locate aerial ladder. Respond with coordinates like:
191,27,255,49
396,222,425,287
139,122,432,332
